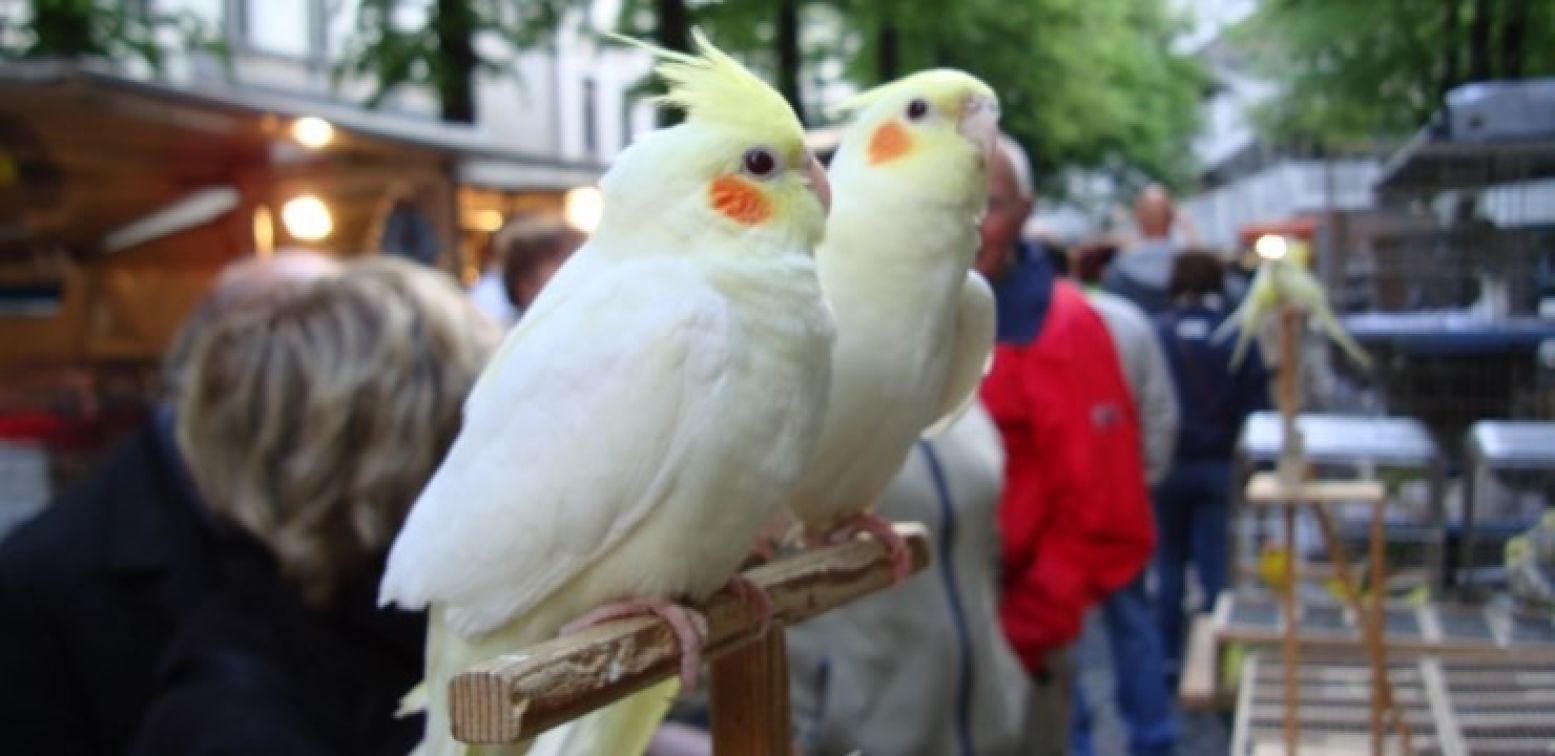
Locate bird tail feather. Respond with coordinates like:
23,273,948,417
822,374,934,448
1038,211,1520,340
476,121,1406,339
527,679,680,756
413,605,677,756
398,680,430,718
1312,304,1372,371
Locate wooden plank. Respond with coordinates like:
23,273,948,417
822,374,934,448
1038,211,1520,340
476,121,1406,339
1233,653,1555,756
1218,623,1555,660
1244,473,1387,507
1214,595,1555,660
1232,653,1261,756
1283,503,1301,754
1245,703,1437,727
1237,653,1438,756
1181,613,1221,710
710,629,790,755
448,523,931,744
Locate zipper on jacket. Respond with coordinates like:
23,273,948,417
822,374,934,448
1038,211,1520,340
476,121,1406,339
919,440,977,756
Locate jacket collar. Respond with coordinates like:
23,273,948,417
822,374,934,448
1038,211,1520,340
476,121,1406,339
105,408,214,572
992,241,1055,346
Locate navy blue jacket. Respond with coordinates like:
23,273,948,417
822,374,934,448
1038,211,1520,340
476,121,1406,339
1154,300,1270,461
993,241,1056,346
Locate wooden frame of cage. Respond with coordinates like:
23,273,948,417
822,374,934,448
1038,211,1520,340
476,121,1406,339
1211,593,1555,660
1231,651,1555,755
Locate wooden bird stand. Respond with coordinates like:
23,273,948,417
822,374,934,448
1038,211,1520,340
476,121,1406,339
1250,306,1412,755
1245,474,1414,755
447,522,931,751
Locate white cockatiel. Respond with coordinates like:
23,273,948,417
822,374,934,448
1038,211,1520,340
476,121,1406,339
378,32,835,756
787,70,1000,577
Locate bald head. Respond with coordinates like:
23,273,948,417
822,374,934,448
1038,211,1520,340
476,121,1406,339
1134,184,1175,240
163,251,342,397
208,251,343,310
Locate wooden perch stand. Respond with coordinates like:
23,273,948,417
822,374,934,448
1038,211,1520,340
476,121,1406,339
1256,306,1412,755
449,522,932,750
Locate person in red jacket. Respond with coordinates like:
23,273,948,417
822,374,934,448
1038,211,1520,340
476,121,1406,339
976,136,1156,751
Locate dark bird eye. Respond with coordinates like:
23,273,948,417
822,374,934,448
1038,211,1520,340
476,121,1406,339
906,98,929,120
742,148,778,178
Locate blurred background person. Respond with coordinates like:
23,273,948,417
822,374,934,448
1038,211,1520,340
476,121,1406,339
469,214,586,327
1069,239,1179,487
130,257,497,755
645,128,1036,754
1104,185,1189,317
0,251,340,756
1062,241,1179,756
1152,252,1269,687
786,405,1035,755
976,135,1154,756
1069,239,1117,290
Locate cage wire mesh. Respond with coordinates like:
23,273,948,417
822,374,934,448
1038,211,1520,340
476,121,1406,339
1230,85,1555,598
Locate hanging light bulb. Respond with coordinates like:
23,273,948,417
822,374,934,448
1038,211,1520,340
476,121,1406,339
281,194,333,241
290,116,335,149
564,185,603,234
1255,234,1288,261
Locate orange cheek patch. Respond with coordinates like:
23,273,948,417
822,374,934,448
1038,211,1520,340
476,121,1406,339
868,121,911,165
708,175,772,226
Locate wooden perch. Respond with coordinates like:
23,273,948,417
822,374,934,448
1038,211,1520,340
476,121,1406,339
449,522,932,745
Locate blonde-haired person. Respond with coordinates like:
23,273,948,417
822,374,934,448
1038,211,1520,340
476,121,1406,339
0,252,339,756
129,258,497,756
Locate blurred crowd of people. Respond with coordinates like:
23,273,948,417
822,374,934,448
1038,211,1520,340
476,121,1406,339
0,132,1273,756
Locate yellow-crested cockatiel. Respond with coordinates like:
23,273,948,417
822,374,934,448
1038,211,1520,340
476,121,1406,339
1215,237,1371,371
787,70,999,577
378,31,835,756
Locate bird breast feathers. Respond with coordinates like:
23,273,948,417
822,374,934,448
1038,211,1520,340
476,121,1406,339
379,259,747,633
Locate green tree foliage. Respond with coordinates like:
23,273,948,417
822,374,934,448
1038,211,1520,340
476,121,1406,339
833,0,1204,191
618,0,1203,192
335,0,568,123
1,0,222,73
1236,0,1555,149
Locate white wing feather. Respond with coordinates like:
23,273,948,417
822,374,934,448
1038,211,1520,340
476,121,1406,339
922,270,996,438
379,256,736,637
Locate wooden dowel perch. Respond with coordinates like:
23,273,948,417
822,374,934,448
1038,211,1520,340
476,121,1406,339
449,522,932,745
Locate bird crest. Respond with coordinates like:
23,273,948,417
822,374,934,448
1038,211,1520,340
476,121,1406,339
611,29,803,138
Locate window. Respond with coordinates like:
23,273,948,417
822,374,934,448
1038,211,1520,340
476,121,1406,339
234,0,319,59
583,77,598,157
621,91,636,153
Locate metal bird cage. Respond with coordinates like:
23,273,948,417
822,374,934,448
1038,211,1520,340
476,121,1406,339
1233,412,1447,593
1347,79,1555,455
1458,421,1555,595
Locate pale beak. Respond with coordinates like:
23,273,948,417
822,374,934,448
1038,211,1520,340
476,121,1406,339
958,95,1000,163
805,153,832,214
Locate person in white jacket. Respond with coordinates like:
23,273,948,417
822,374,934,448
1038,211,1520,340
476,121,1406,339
1068,240,1180,756
786,404,1037,756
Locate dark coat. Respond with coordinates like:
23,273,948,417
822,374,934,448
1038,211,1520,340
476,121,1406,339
128,540,424,756
0,421,220,755
1154,300,1271,461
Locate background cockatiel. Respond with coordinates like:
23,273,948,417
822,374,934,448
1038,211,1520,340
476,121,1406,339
787,69,999,577
1214,237,1371,371
378,31,835,756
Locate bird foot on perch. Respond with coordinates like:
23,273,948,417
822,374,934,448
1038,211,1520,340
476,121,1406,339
448,523,932,745
560,599,709,690
811,513,912,583
724,573,774,637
